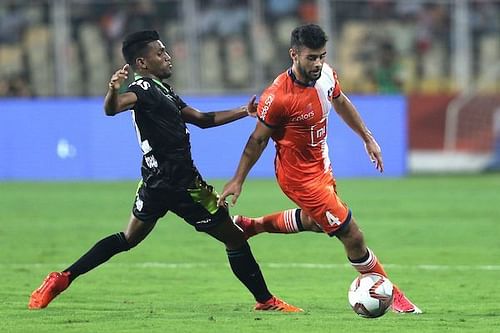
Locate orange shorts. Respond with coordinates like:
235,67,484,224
278,172,351,236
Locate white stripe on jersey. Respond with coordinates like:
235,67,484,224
315,63,336,117
131,110,152,155
315,63,336,173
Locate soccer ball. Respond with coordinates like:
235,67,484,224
348,273,393,318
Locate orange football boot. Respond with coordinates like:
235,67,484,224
392,287,422,314
233,215,257,239
255,296,303,312
28,272,70,309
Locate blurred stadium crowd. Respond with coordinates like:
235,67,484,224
0,0,499,97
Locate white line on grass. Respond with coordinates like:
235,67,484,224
3,262,500,271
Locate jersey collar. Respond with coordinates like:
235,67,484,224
287,68,316,87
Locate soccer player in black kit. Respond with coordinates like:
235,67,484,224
29,30,302,313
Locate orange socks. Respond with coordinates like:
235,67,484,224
253,209,303,234
349,248,388,277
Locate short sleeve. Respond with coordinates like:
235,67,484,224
126,78,157,110
257,90,284,128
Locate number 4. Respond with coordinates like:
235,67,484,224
326,211,341,227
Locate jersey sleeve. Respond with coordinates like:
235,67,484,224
257,89,285,128
126,79,158,110
330,70,342,100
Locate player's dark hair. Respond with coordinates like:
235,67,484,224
290,24,328,50
122,30,160,66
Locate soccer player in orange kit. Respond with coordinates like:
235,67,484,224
218,24,422,314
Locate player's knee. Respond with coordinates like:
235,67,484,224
300,211,323,232
123,232,139,249
338,221,365,248
350,229,365,248
123,227,148,248
225,238,247,250
222,227,248,250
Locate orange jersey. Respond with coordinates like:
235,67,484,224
257,63,342,186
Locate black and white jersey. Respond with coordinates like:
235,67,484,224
127,75,197,189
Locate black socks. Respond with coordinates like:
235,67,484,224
226,243,272,303
64,232,131,283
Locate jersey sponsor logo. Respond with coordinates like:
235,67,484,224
290,103,314,122
260,94,274,120
129,79,151,90
145,154,158,168
309,118,327,146
291,110,314,122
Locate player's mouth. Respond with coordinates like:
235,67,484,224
310,69,321,77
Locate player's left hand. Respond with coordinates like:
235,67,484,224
244,95,258,118
364,139,384,173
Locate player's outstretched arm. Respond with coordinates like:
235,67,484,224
332,92,384,172
104,64,137,116
182,95,257,128
218,121,273,207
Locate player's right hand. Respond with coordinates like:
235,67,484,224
364,138,384,173
217,179,243,207
109,64,129,90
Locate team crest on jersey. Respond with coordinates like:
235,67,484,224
135,197,144,211
327,86,334,100
159,88,181,111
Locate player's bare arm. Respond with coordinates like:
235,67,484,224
182,95,257,128
332,92,384,172
218,121,274,207
104,64,138,116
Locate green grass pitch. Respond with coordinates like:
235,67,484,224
1,175,500,332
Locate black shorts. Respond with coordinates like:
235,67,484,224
132,175,229,231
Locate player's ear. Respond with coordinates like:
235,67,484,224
289,48,298,62
136,57,147,70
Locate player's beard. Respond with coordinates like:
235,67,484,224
159,69,172,80
298,63,322,83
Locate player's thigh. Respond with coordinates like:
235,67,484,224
169,176,232,233
283,178,351,236
132,180,170,224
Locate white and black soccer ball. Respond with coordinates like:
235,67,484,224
348,273,393,318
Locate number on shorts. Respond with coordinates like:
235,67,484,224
326,211,341,227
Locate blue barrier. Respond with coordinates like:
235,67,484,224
0,95,406,180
